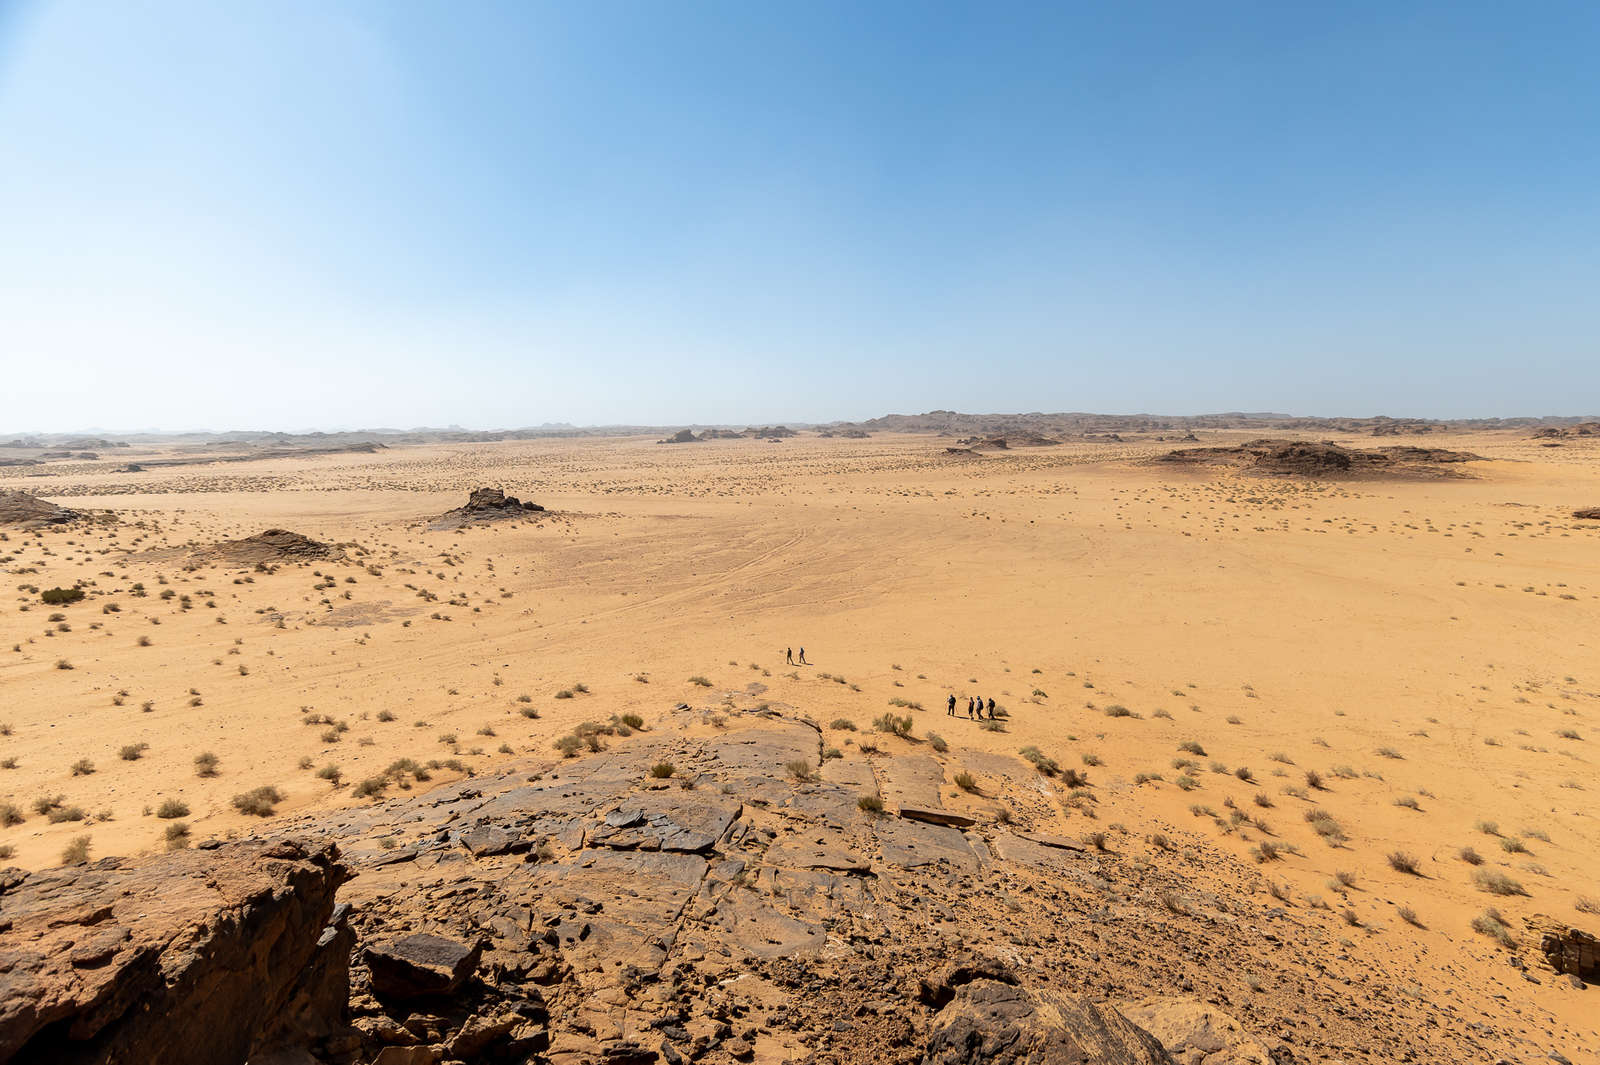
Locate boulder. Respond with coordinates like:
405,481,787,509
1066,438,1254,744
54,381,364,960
924,978,1175,1064
364,933,482,999
1525,917,1599,982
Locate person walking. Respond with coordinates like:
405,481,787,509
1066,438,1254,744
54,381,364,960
947,693,956,716
786,647,793,665
798,647,808,665
987,697,997,719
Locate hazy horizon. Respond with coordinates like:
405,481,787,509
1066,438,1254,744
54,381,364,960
4,2,1598,430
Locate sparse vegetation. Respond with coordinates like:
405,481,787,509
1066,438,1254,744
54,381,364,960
231,786,284,817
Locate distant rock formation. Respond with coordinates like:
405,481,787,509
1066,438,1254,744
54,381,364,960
1156,439,1483,479
0,490,80,527
1532,422,1600,440
430,487,545,530
1575,507,1600,520
201,529,339,566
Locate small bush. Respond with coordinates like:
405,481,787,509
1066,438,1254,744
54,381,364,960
688,676,713,687
40,586,85,605
1387,851,1421,875
1458,846,1483,865
231,786,284,817
164,822,191,849
873,712,913,737
830,718,856,731
649,762,676,779
1472,869,1526,896
353,776,389,799
927,732,948,753
554,689,574,699
61,836,92,865
156,798,189,819
620,713,644,730
316,764,342,785
0,802,22,827
785,759,813,782
857,794,884,814
70,758,95,776
1019,746,1059,775
1178,741,1206,756
194,751,220,777
119,743,149,761
953,771,978,793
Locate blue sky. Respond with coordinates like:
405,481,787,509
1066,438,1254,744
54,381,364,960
2,1,1597,430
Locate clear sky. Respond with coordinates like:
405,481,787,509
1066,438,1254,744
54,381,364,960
2,1,1597,431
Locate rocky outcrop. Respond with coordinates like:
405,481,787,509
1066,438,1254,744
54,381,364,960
200,528,339,566
0,706,1514,1064
1525,917,1598,983
1155,439,1483,479
1575,507,1600,520
0,490,79,527
429,488,545,530
0,840,349,1065
924,978,1173,1064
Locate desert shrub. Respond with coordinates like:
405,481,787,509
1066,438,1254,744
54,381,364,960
1458,846,1483,865
1387,851,1421,875
1472,907,1516,947
649,762,676,779
156,798,189,819
231,786,284,817
1499,837,1528,854
119,743,149,761
785,759,813,782
830,718,856,731
1177,741,1206,756
40,586,85,605
70,758,95,776
822,746,842,760
353,776,389,799
873,713,913,737
620,713,644,730
1060,768,1090,788
1397,905,1423,927
0,802,22,826
164,822,191,849
194,751,220,777
688,676,712,687
1084,830,1108,851
316,764,342,785
927,732,948,753
1473,869,1526,896
954,771,978,793
554,689,574,699
1175,774,1199,791
1394,796,1421,811
857,794,884,814
61,836,92,865
1104,705,1135,718
1019,746,1058,775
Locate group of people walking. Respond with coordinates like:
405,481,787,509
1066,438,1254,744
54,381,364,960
785,646,808,665
949,693,997,720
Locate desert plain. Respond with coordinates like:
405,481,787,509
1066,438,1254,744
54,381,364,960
1,425,1597,1063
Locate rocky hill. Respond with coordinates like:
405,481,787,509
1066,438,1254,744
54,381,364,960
1,701,1582,1065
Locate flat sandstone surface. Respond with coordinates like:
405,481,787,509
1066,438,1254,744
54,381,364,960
1,429,1597,1062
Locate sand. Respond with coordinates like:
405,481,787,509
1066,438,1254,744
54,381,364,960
1,429,1597,1059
